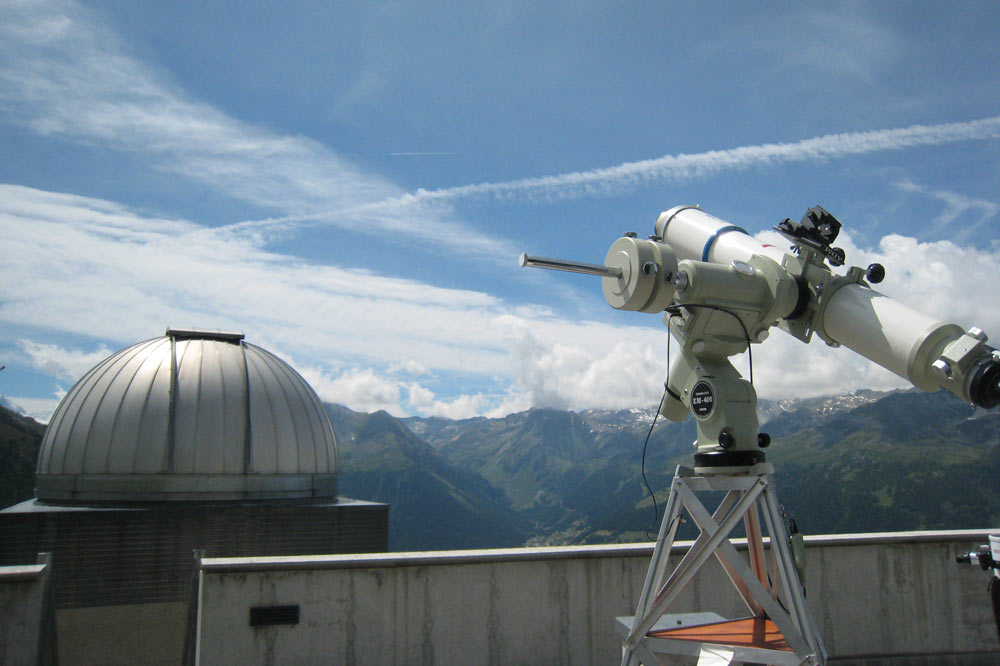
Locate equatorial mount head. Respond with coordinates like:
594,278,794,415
774,205,846,266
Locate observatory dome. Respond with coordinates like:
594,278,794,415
35,328,338,503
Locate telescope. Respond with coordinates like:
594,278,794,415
524,205,1000,664
521,204,1000,473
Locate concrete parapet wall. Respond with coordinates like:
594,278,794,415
56,602,187,666
194,530,1000,665
0,559,56,666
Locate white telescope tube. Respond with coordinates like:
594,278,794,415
822,284,963,391
654,205,787,266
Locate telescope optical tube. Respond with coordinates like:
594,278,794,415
654,205,788,266
655,204,1000,409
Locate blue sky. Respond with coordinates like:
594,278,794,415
2,0,999,421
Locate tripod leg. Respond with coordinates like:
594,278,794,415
759,481,825,663
742,498,768,615
634,476,685,618
623,474,685,666
631,479,767,642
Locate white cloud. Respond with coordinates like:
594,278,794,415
0,185,514,371
482,392,534,419
0,182,668,418
0,0,514,259
6,182,1000,418
893,179,999,242
18,339,113,382
0,1,388,214
406,383,436,410
496,315,668,411
299,366,496,420
1,391,65,424
406,383,490,420
299,367,404,416
389,359,431,376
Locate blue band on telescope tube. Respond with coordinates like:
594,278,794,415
702,225,749,262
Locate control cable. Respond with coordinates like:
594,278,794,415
640,304,756,538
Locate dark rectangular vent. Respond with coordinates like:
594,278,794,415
166,327,245,342
250,605,300,626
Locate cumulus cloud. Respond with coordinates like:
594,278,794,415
496,315,668,410
406,383,491,420
299,367,404,416
294,366,496,419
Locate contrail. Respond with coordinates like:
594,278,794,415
215,115,1000,236
413,115,1000,203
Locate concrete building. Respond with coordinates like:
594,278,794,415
0,328,388,664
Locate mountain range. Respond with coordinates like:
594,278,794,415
2,388,997,551
0,405,46,509
398,388,1000,548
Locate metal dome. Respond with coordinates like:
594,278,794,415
35,328,338,503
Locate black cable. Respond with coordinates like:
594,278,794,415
639,310,681,540
765,573,792,616
640,382,669,540
640,305,756,540
665,304,755,385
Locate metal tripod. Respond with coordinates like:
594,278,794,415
616,463,827,666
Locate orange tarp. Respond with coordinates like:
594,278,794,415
648,617,792,651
